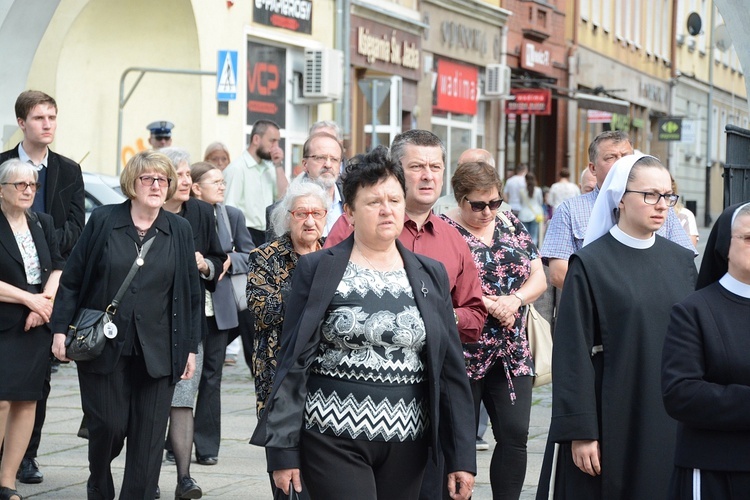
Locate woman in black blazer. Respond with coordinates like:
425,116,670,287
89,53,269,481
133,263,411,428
0,159,64,500
251,146,476,500
50,151,202,500
662,202,750,499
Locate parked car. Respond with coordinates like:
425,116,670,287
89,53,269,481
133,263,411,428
82,171,125,221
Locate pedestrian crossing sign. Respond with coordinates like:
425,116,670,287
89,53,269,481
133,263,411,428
217,50,238,101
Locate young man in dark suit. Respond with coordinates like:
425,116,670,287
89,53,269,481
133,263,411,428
0,90,85,484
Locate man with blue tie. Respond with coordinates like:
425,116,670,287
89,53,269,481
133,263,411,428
0,90,85,484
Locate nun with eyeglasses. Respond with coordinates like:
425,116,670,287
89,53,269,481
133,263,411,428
537,153,697,500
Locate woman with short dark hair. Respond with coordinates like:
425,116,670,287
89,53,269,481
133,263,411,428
251,146,476,500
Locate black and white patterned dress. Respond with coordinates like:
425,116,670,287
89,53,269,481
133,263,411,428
304,262,429,442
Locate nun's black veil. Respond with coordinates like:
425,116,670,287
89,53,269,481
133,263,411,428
696,202,750,289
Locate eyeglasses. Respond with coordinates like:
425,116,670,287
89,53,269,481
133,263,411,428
138,175,171,187
1,181,41,192
289,209,328,220
199,180,226,187
463,197,503,212
153,136,171,142
732,234,750,245
304,154,341,165
623,190,679,207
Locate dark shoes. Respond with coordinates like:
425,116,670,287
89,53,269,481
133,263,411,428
165,451,175,463
17,458,43,484
175,476,202,499
196,455,218,466
155,485,161,498
0,486,23,500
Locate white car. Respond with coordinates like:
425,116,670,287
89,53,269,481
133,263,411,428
82,172,125,221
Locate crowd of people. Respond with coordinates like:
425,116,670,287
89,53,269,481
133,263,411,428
0,86,745,500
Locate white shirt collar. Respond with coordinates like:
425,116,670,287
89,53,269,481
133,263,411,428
18,143,49,170
609,224,656,249
719,273,750,298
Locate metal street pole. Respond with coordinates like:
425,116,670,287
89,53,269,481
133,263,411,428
704,4,715,226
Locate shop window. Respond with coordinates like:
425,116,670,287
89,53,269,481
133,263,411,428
431,102,485,196
361,76,402,151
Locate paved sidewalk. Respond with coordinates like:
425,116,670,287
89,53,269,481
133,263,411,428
18,358,552,499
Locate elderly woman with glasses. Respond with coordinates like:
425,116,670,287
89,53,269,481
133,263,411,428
0,160,64,500
248,179,329,422
50,151,202,500
440,161,547,499
536,154,697,500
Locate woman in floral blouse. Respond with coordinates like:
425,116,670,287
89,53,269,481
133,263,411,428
248,180,328,419
441,161,547,500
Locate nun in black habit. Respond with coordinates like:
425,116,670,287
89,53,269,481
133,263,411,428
536,154,697,500
662,202,750,499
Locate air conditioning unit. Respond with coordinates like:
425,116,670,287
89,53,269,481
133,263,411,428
303,48,343,100
485,64,511,96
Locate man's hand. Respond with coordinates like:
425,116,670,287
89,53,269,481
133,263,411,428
572,439,601,476
447,471,474,500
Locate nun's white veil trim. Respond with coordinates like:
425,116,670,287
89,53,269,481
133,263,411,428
582,152,652,247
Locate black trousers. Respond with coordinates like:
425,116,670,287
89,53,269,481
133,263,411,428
79,354,174,500
227,308,255,369
193,316,230,458
300,429,427,500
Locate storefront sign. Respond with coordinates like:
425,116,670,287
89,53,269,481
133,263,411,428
247,42,286,128
434,59,478,115
521,41,552,73
253,0,312,34
506,89,551,115
658,118,682,141
351,17,421,80
587,110,612,123
440,21,488,56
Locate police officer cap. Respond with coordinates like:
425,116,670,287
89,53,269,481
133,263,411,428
147,121,174,137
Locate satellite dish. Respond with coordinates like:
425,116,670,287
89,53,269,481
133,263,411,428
687,12,702,36
714,24,732,52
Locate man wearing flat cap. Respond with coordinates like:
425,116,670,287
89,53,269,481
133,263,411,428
147,120,174,149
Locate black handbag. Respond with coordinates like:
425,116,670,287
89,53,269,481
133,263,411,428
65,238,154,361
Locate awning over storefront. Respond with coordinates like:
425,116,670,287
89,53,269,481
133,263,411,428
574,93,630,114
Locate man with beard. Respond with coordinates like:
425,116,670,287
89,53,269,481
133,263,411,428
224,119,288,246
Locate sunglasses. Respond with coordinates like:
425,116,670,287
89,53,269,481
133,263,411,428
463,197,503,212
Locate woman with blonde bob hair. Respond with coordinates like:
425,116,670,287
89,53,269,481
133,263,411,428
51,150,202,500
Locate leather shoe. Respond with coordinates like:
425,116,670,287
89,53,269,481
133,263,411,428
165,451,175,463
155,485,160,499
196,455,218,466
175,476,202,499
17,457,43,484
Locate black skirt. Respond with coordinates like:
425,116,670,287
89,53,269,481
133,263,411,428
0,285,52,401
669,467,750,500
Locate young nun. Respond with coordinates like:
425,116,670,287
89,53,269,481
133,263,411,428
536,153,697,500
662,202,750,500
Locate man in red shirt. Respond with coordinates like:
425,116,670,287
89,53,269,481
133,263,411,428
325,129,486,342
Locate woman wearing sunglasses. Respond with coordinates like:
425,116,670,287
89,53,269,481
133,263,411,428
440,161,547,499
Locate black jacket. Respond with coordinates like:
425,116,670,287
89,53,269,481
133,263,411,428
0,145,85,258
250,235,477,476
0,211,64,332
50,202,202,384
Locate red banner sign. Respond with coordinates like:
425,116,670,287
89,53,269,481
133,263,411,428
434,59,478,115
505,89,551,116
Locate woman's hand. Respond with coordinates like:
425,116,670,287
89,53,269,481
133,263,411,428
273,469,302,495
195,252,209,276
447,471,474,500
24,292,53,322
483,295,520,329
218,256,232,281
52,333,71,362
25,311,45,331
572,439,601,476
181,352,196,380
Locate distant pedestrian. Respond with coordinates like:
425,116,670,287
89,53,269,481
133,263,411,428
547,168,580,210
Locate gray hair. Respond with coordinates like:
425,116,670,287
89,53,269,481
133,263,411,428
270,179,328,237
0,158,38,185
309,120,343,141
390,129,446,168
160,147,191,169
